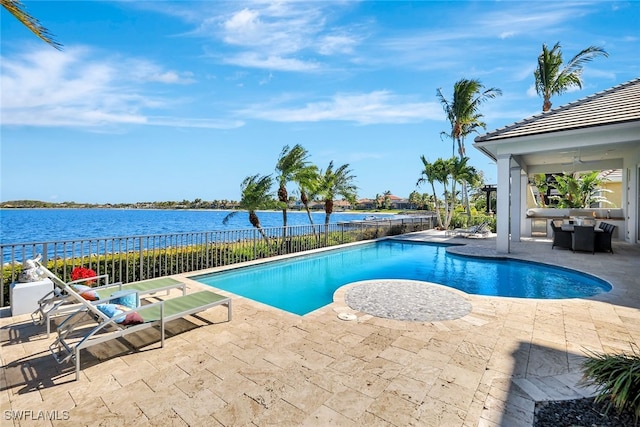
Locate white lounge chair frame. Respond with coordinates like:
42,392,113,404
33,262,231,380
448,221,491,238
51,288,231,380
32,264,187,337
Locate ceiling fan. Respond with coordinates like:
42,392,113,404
559,152,602,168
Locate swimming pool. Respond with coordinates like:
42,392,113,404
191,240,612,315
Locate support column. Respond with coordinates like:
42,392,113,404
496,155,511,253
510,167,523,242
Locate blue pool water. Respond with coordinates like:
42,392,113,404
192,240,612,315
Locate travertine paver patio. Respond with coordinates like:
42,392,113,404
1,231,639,426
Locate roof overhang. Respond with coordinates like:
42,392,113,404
473,120,639,175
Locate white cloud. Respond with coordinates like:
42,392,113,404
0,46,236,129
239,91,442,125
163,1,363,72
220,3,325,53
259,72,274,85
476,3,592,38
127,61,196,84
371,2,603,77
223,52,320,71
224,8,260,34
318,34,359,55
147,117,244,129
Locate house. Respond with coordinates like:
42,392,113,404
356,195,410,210
308,199,353,211
356,198,376,210
387,195,410,210
474,78,640,253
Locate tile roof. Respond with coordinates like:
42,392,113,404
475,77,640,142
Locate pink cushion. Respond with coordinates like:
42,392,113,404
121,312,144,325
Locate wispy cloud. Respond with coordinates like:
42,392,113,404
222,52,320,72
148,1,363,72
147,117,244,129
373,2,602,76
0,46,240,129
239,91,442,124
475,2,601,39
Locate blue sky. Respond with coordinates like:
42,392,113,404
1,1,639,204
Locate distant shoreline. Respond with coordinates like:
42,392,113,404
0,206,402,215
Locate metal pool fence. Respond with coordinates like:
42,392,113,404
1,215,436,307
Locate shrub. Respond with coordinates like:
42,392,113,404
450,213,495,232
581,346,640,421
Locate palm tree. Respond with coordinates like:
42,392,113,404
437,79,502,159
534,42,608,112
417,156,446,229
296,164,321,239
1,0,62,49
437,79,501,216
223,174,275,246
417,156,479,230
275,144,312,235
408,191,422,210
382,190,392,210
316,161,358,228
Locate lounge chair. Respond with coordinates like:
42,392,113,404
595,222,616,253
449,221,491,238
31,262,187,337
572,225,595,254
550,220,572,250
33,263,231,380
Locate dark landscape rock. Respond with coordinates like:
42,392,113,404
534,396,637,427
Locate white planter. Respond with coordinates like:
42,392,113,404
10,278,54,316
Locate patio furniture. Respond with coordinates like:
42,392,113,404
595,222,617,253
550,220,572,250
33,261,232,380
449,221,491,238
51,289,232,380
572,225,595,254
32,264,187,338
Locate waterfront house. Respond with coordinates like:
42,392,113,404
474,78,640,253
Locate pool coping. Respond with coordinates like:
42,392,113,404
2,230,639,426
182,235,615,319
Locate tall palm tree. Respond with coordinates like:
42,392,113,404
275,144,312,243
223,174,275,246
316,161,358,227
446,156,480,228
417,156,446,229
2,0,62,49
534,42,608,112
437,79,500,215
417,156,479,230
437,79,502,159
296,164,321,238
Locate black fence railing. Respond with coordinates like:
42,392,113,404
1,215,436,307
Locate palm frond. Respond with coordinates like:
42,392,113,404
1,0,62,50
